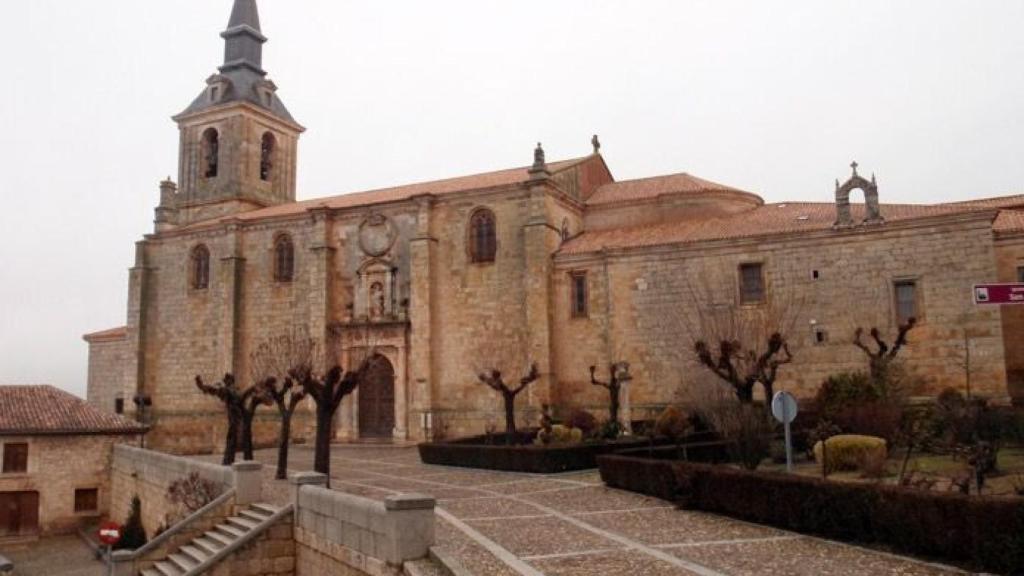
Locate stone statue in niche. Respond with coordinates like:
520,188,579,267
370,282,386,320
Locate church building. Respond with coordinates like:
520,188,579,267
85,0,1024,454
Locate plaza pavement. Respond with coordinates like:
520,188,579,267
236,445,974,576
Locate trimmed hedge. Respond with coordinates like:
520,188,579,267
598,455,1024,574
418,434,658,473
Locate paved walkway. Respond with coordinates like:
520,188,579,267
238,446,972,576
0,535,102,576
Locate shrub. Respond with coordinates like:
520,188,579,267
597,455,1024,574
536,424,583,445
116,495,147,551
833,403,903,444
858,448,890,479
166,472,220,525
813,435,887,474
654,406,691,442
701,401,773,470
816,372,878,416
567,409,598,437
599,419,624,440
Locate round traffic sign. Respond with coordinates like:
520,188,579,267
97,521,122,546
771,391,799,425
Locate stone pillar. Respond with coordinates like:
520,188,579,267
125,241,151,424
521,185,558,409
290,472,328,508
215,223,245,377
232,461,263,507
382,494,436,564
393,343,409,440
408,194,437,440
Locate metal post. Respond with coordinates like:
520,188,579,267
107,545,114,576
783,402,793,473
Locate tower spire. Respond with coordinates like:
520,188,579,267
221,0,267,76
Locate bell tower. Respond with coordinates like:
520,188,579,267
159,0,305,228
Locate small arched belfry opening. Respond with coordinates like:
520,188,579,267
190,245,211,290
834,161,884,228
468,208,497,263
260,132,276,182
273,234,294,283
201,128,220,179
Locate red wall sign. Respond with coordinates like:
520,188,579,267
97,521,122,546
974,283,1024,305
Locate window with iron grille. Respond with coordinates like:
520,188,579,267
74,488,98,513
571,272,589,318
895,280,919,325
739,263,765,304
2,443,28,474
1017,266,1024,283
274,235,295,282
469,209,497,263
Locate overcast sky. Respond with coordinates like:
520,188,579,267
1,0,1022,397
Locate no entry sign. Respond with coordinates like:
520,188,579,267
974,283,1024,306
97,522,122,547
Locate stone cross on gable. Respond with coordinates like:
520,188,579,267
851,161,859,176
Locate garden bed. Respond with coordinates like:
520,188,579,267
418,432,671,473
597,453,1024,574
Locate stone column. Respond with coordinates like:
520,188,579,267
408,194,437,440
382,494,436,564
290,471,328,508
215,222,245,377
393,342,409,440
521,185,558,410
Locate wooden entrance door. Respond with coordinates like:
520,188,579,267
0,492,39,537
358,355,396,438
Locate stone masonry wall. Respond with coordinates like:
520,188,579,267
110,444,233,536
0,435,136,536
995,236,1024,402
553,216,1009,421
85,335,128,414
206,513,295,576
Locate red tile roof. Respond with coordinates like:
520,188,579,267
587,172,758,206
182,157,592,230
561,199,1015,255
83,326,128,342
994,209,1024,235
0,385,146,436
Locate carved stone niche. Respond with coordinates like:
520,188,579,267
357,259,399,322
834,162,884,228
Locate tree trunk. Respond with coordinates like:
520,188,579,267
276,411,292,480
734,384,754,404
503,391,517,443
609,383,620,424
314,401,333,480
222,416,239,466
241,411,256,461
761,382,774,411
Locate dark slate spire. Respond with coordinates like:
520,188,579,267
176,0,297,124
221,0,267,76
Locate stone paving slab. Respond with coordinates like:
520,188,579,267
0,535,101,576
665,537,962,576
466,516,623,558
530,550,699,576
521,484,668,514
578,508,788,546
439,496,550,520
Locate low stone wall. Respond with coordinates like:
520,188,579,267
110,444,233,535
291,474,435,576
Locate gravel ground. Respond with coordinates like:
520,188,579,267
204,445,972,576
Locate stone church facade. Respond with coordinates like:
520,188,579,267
86,0,1024,454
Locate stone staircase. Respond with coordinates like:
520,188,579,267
140,503,279,576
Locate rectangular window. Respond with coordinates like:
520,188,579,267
895,280,918,325
1017,266,1024,283
114,398,125,415
2,443,28,474
74,489,99,513
570,272,589,318
739,263,765,304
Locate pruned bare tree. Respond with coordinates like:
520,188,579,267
250,332,312,479
589,362,632,425
195,374,252,465
853,318,916,383
478,363,540,443
680,277,802,405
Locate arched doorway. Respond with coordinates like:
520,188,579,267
359,355,396,438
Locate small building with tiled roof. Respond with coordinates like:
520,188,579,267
0,385,145,537
85,1,1024,455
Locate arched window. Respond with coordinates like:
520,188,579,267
201,128,220,179
260,132,276,182
190,245,210,290
469,208,497,263
273,234,294,283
